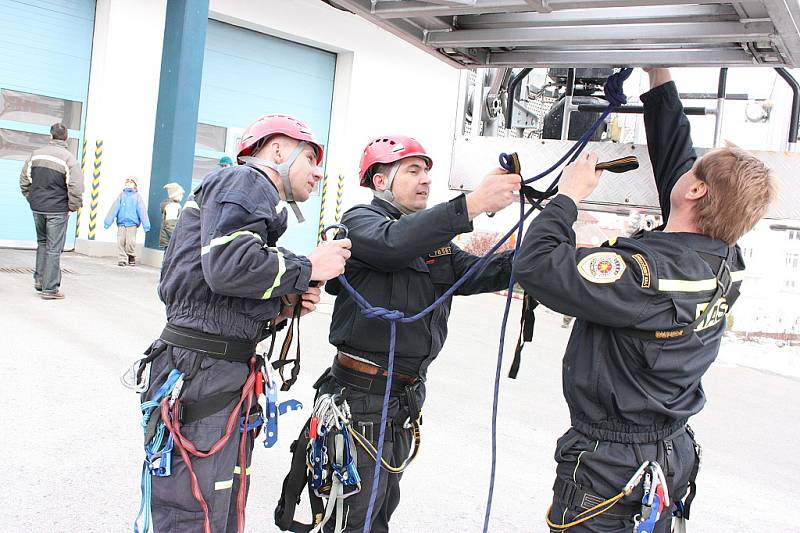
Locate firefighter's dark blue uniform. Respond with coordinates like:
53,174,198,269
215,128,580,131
515,81,746,532
317,194,514,532
144,164,312,532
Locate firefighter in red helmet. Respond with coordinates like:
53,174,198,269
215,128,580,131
237,113,326,222
131,113,351,533
275,134,522,533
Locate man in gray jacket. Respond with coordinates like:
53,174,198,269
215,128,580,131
19,123,84,300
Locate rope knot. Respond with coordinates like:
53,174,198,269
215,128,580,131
361,306,405,321
604,67,634,108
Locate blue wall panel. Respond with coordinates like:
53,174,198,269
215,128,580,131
0,0,95,246
198,20,336,255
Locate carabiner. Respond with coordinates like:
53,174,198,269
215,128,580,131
321,224,349,241
121,358,150,393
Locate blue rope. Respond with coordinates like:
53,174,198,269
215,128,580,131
330,68,633,533
481,67,632,533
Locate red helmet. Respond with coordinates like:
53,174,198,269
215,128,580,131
236,114,324,164
358,135,433,187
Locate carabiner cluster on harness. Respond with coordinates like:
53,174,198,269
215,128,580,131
305,393,362,533
633,462,671,533
121,357,151,393
308,393,361,495
545,460,671,532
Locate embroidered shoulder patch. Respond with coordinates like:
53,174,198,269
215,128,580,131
577,252,627,284
631,253,651,288
429,246,452,258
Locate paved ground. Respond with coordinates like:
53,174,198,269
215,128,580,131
0,248,797,532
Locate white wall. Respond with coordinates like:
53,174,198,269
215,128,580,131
76,0,464,254
78,0,167,252
209,0,463,218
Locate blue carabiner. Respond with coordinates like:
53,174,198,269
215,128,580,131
634,493,662,533
338,426,361,488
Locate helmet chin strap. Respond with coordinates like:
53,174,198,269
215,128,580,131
239,141,308,222
372,163,414,215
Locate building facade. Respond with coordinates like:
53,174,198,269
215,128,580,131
0,0,462,259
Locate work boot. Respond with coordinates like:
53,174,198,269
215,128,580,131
41,291,65,300
128,255,136,266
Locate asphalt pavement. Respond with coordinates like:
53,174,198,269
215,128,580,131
1,248,796,532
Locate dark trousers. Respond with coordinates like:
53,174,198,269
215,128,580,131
33,212,68,293
142,344,254,532
318,377,425,533
547,427,699,533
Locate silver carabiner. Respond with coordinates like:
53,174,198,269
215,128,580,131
120,359,150,393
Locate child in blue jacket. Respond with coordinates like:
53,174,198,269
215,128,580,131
104,176,150,266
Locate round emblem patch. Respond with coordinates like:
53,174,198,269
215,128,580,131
577,252,627,284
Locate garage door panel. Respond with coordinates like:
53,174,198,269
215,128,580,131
202,54,335,104
0,0,94,247
205,21,336,79
2,0,94,17
199,84,333,138
0,3,92,100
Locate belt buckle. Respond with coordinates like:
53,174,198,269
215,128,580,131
358,421,374,442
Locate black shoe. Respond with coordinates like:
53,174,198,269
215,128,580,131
128,255,136,266
34,283,42,292
118,261,127,267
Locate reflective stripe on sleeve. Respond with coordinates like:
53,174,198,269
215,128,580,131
201,230,262,255
262,247,286,300
658,269,744,292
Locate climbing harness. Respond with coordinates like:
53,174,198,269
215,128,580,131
274,366,423,532
306,393,362,533
545,461,670,531
306,68,637,533
126,322,304,533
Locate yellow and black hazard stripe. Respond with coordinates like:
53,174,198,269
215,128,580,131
87,138,103,240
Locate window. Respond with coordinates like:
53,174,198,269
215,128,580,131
0,89,82,130
0,128,78,161
786,252,800,269
195,123,227,152
191,156,220,191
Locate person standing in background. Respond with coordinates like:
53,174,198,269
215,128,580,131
160,182,185,249
19,122,84,300
104,176,150,266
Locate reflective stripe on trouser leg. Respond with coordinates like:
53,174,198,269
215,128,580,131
223,436,255,533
